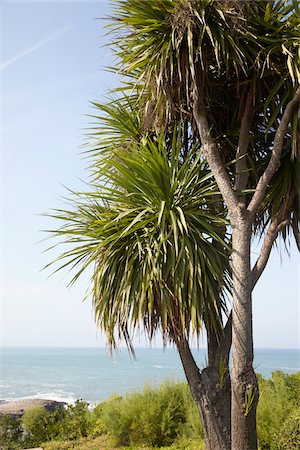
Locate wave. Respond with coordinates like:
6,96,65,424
4,392,77,404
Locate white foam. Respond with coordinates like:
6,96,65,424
5,392,77,405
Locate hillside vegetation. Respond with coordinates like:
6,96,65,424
0,372,299,450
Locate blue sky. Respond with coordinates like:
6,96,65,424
1,0,299,349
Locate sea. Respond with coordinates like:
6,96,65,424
1,347,299,405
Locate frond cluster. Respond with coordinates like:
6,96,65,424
50,130,230,349
112,0,300,156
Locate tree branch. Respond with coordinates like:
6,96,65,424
251,181,297,288
215,176,297,358
251,216,291,289
219,211,288,353
176,337,201,397
248,86,300,218
235,91,255,197
251,218,278,289
193,86,239,214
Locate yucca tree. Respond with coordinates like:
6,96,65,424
107,1,300,449
87,97,235,449
48,103,233,448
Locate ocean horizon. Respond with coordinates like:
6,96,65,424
1,347,299,405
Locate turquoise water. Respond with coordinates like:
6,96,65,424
1,347,299,404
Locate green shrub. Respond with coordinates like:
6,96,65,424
284,371,300,406
257,371,300,450
0,414,22,449
273,409,300,450
94,381,202,447
179,387,202,440
22,405,64,447
21,401,92,446
22,406,49,446
59,400,92,441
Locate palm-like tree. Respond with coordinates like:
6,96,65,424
47,1,300,449
48,98,233,450
106,2,300,450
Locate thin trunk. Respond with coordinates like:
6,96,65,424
231,213,259,450
176,338,231,450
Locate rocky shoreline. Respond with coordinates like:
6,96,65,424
0,399,66,418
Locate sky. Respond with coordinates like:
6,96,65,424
1,0,299,349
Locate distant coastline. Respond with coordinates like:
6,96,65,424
1,347,299,404
0,399,65,418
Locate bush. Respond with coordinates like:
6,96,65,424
179,386,203,440
257,371,300,450
22,405,65,447
93,381,202,447
22,406,49,445
0,414,22,449
59,400,92,441
21,401,91,446
284,371,300,406
273,409,300,450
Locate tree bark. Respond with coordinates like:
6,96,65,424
231,212,259,450
197,367,231,450
177,338,231,450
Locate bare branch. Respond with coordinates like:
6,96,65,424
176,337,201,394
251,218,279,289
193,86,239,214
248,86,300,218
235,91,255,197
251,217,292,290
252,179,298,287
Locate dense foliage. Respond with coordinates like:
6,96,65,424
93,381,202,447
0,414,22,450
49,127,231,350
1,372,299,450
257,371,300,449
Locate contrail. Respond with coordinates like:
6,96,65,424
0,25,73,72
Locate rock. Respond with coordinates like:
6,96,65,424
0,399,65,418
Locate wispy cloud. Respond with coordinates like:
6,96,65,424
0,25,73,72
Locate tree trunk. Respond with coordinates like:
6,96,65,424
177,339,231,450
196,367,231,450
231,213,259,450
